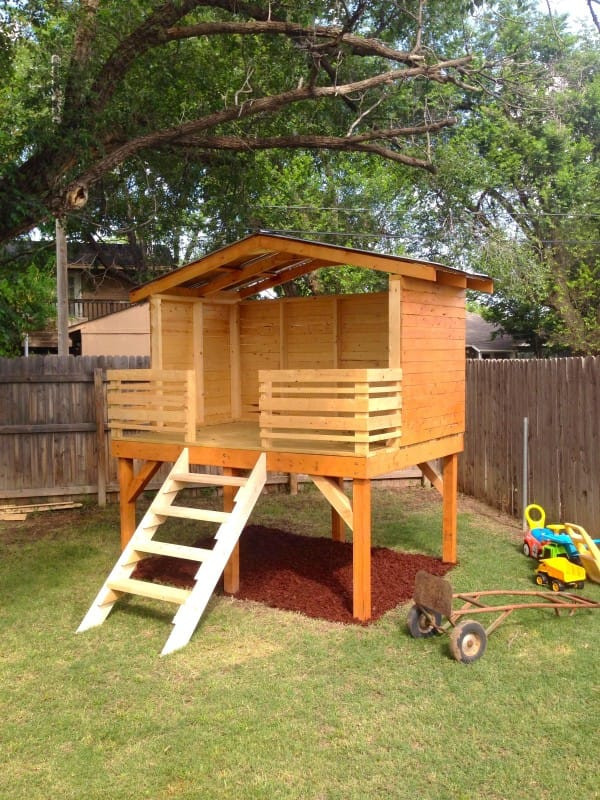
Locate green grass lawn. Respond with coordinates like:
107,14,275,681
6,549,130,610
1,485,599,800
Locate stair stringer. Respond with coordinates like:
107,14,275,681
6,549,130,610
77,448,192,633
160,452,267,656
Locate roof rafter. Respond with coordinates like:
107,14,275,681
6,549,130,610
128,233,492,302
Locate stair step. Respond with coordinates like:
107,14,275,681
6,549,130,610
107,577,191,605
153,505,230,523
77,448,267,656
171,472,247,488
134,540,213,562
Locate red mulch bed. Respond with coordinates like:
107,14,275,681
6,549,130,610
132,525,452,624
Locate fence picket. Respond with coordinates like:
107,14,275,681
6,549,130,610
460,356,600,531
0,355,150,502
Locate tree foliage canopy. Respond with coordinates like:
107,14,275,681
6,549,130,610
399,2,600,354
0,0,483,247
1,1,599,357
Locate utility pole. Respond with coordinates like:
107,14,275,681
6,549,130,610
52,54,69,356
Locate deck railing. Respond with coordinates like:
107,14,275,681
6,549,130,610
69,298,133,321
259,368,402,456
107,369,196,441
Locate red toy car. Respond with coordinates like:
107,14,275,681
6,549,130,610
523,529,546,559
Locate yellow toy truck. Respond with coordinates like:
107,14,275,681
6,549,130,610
535,554,586,592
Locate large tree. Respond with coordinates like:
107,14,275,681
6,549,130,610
0,0,482,250
400,2,600,354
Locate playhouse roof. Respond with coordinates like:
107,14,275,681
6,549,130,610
129,232,493,302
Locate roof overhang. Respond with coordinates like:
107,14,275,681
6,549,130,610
129,232,493,303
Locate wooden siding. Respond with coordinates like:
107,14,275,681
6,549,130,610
338,293,388,368
156,298,195,371
202,302,232,423
239,301,280,418
259,368,402,456
107,369,197,441
284,296,336,370
239,293,388,418
398,276,466,447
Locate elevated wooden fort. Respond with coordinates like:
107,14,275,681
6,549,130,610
98,233,492,639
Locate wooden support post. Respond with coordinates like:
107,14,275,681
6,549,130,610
332,477,346,542
93,368,107,507
117,458,162,550
352,478,371,621
442,453,458,564
193,301,205,425
118,458,136,550
288,473,299,496
229,303,242,420
388,276,402,369
223,466,240,594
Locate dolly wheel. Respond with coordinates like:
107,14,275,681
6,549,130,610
407,605,441,638
449,620,488,663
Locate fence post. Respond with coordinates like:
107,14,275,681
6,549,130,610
94,368,107,506
522,416,528,533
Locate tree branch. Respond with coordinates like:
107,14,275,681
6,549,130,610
160,122,458,170
164,21,424,65
587,0,600,33
67,60,468,196
62,0,101,115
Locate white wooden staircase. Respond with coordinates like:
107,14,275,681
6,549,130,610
77,449,267,655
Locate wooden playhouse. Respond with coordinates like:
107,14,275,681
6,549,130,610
78,233,492,654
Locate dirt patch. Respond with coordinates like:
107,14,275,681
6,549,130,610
132,524,452,624
0,505,114,546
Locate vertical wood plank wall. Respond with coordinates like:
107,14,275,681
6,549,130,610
397,276,466,447
152,296,233,423
202,303,232,423
240,301,281,418
239,293,388,419
337,294,388,369
155,297,194,370
284,296,336,369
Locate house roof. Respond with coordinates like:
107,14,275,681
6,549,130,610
466,311,522,354
129,232,493,303
69,242,173,272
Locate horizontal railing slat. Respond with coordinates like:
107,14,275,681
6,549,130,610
259,368,402,456
106,369,196,440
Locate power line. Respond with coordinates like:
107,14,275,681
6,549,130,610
259,205,600,219
264,228,409,239
260,228,600,245
258,205,375,212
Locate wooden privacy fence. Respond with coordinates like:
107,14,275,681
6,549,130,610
4,354,598,525
0,355,149,504
460,357,600,532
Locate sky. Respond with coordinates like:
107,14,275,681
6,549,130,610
542,0,594,28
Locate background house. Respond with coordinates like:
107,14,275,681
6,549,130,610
465,310,526,358
69,302,150,357
27,243,171,354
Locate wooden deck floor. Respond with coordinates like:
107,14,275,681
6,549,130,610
112,419,464,482
120,419,396,458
